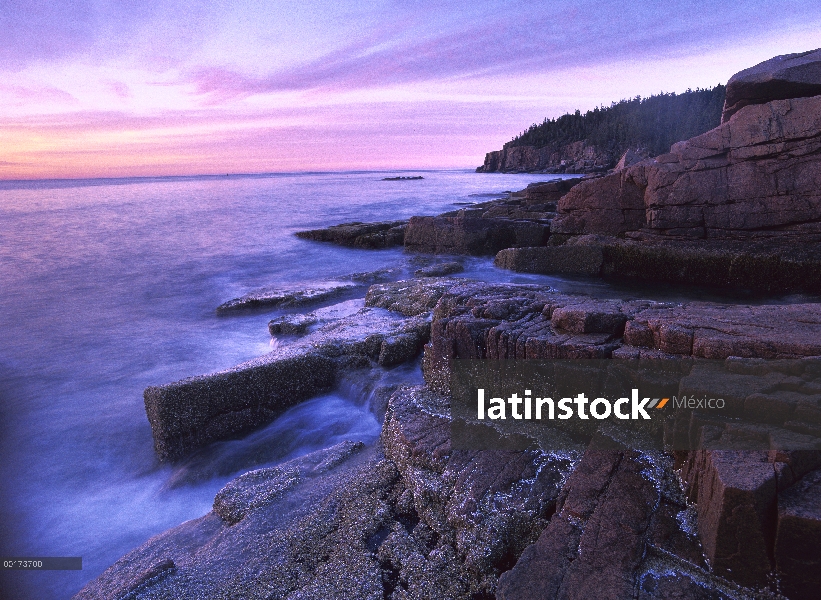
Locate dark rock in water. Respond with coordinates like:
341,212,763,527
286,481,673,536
296,220,407,249
144,350,337,462
404,215,549,255
722,47,821,122
217,281,357,313
775,467,821,600
268,313,318,335
382,176,424,180
146,306,431,461
413,261,463,277
293,179,585,257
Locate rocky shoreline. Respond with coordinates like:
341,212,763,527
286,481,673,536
77,50,821,599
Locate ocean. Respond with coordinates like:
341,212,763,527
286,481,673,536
0,169,600,598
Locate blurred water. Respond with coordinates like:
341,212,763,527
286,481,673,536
0,169,566,598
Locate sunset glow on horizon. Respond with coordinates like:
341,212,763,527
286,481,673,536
2,1,820,180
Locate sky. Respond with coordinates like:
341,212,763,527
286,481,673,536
1,0,819,179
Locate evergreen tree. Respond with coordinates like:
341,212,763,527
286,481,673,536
504,86,726,158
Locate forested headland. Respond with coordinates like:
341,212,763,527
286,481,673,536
507,86,725,156
478,86,726,173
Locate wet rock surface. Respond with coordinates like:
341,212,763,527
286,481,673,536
146,303,432,461
414,260,464,277
90,275,821,599
295,220,407,248
403,215,550,256
216,280,359,313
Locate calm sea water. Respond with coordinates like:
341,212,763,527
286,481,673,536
0,170,589,598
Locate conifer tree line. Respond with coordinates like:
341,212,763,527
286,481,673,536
505,86,726,158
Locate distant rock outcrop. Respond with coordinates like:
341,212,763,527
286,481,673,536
477,141,614,174
722,48,821,122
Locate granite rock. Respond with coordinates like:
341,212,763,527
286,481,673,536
295,220,407,248
146,306,431,461
722,48,821,122
552,93,821,240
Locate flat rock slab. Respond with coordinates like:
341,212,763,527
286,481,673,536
146,306,431,461
145,349,337,462
216,280,358,313
625,302,821,359
295,220,407,249
496,236,821,293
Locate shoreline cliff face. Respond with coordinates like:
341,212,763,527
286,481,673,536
477,141,615,174
77,50,821,600
478,87,726,174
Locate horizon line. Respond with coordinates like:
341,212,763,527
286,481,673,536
0,167,493,185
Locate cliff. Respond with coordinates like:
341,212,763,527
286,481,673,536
478,87,725,173
477,140,615,174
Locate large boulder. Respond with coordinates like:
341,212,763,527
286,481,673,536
722,48,821,122
552,93,821,239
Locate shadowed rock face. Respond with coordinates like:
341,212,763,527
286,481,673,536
403,215,550,256
496,235,821,294
722,48,821,122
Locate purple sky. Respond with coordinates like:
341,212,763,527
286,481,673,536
1,1,819,178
